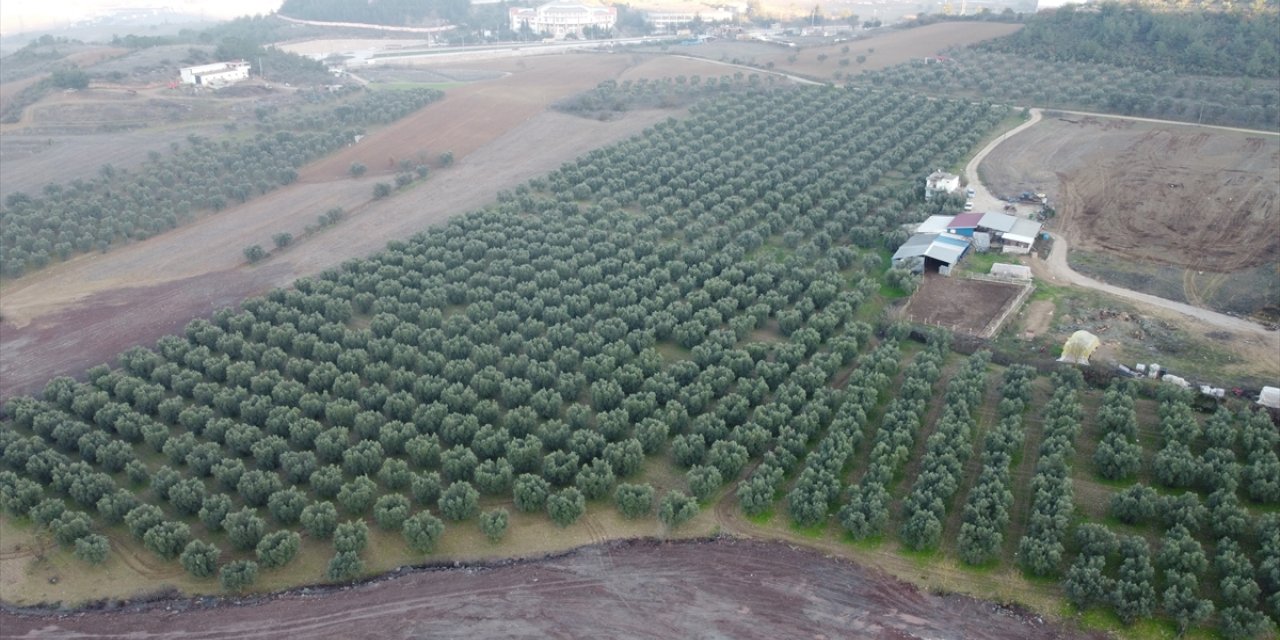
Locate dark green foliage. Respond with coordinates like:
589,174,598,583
143,520,191,560
74,533,110,565
256,530,301,569
1110,484,1158,526
575,458,616,500
181,539,221,578
267,488,308,525
410,471,443,506
337,476,378,515
513,473,550,513
479,509,509,542
327,551,363,581
333,520,369,554
438,481,479,521
224,507,267,551
52,510,93,547
686,465,723,502
124,504,164,540
615,483,654,519
403,511,446,553
373,494,411,530
547,487,585,527
658,490,698,528
1112,536,1156,625
220,560,259,591
300,501,339,539
198,493,232,532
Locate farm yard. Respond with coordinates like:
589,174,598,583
901,275,1030,338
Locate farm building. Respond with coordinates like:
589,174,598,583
989,263,1032,280
915,215,954,234
509,2,617,38
179,61,251,87
975,212,1043,254
891,232,970,275
924,170,960,200
946,212,985,237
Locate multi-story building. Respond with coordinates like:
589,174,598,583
509,2,618,39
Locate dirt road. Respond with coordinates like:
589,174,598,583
0,539,1098,640
1036,232,1272,337
967,108,1275,339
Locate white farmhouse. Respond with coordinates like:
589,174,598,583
179,61,251,87
509,2,617,39
924,170,960,200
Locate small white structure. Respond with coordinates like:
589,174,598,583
509,2,617,38
925,170,960,200
1260,386,1280,409
179,60,251,87
1002,218,1043,254
973,231,991,252
1058,330,1100,365
1163,374,1191,389
989,263,1032,281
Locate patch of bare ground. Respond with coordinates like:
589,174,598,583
0,101,672,399
0,538,1101,640
903,275,1026,336
982,116,1280,322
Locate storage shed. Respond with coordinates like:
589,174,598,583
891,233,970,275
947,212,985,237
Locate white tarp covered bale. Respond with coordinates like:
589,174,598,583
1163,374,1191,389
1058,330,1101,365
1260,386,1280,409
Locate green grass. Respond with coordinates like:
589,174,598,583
961,251,1022,275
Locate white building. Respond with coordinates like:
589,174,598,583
924,170,960,200
645,7,736,31
179,61,251,87
509,2,617,39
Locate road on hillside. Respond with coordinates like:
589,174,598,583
964,108,1274,338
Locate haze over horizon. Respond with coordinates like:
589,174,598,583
0,0,283,36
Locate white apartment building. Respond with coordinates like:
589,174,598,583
509,2,618,38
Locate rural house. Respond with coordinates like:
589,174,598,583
179,61,251,87
946,212,984,237
509,2,617,38
924,170,960,200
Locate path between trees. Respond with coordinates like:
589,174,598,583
965,108,1274,339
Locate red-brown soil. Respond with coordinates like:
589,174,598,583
0,539,1100,640
902,275,1027,336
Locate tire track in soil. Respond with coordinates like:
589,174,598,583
107,535,184,580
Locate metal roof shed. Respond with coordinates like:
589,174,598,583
916,215,954,234
1004,218,1043,245
947,212,985,237
891,233,936,263
925,234,969,264
977,212,1017,233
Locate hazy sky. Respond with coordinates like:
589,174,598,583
0,0,282,34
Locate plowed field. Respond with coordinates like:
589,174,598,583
0,539,1100,640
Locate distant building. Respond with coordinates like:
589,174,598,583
509,2,617,39
924,170,960,200
645,7,736,31
179,61,251,87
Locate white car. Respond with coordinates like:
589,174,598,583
966,188,976,197
963,202,974,211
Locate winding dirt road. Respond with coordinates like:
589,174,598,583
0,539,1099,640
965,108,1274,339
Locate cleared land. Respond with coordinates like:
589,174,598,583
902,275,1028,336
662,22,1021,82
982,116,1280,320
0,539,1098,640
0,53,687,399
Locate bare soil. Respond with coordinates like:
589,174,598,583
902,275,1027,336
300,54,638,181
0,58,674,399
0,538,1098,640
981,117,1280,319
667,22,1021,82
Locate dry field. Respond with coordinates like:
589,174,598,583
982,116,1280,320
902,275,1028,336
670,22,1021,82
0,539,1096,640
0,53,697,399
